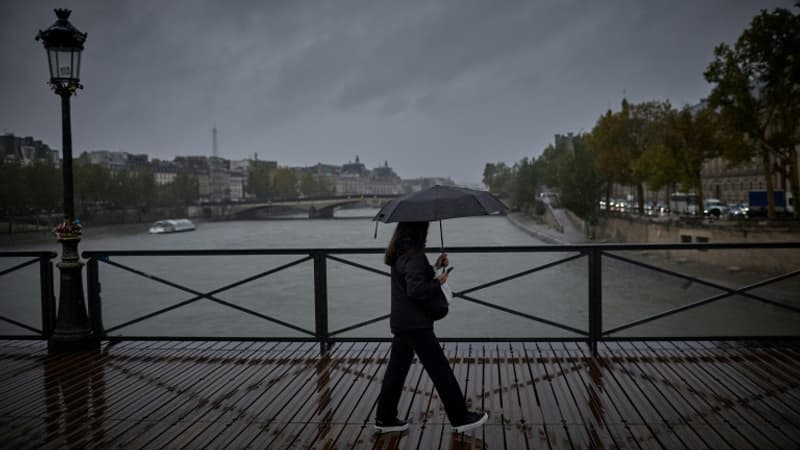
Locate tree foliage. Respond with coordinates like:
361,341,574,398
299,172,333,197
510,157,538,211
586,100,670,214
272,167,298,198
482,162,513,194
535,136,602,223
0,156,204,220
246,162,274,201
704,4,800,218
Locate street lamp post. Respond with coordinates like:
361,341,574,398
37,9,97,352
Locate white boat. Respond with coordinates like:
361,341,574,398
148,219,196,234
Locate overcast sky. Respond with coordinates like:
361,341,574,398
1,0,792,184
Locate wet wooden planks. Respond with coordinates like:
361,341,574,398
0,340,798,449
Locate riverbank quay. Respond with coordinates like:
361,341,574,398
506,211,589,244
0,206,191,235
1,339,799,449
507,210,800,277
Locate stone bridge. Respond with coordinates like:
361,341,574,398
200,195,400,219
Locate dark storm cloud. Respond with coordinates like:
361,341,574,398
1,0,793,182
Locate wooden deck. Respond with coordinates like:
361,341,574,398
0,340,799,449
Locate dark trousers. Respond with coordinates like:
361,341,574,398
376,328,468,423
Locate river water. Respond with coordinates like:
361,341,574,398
1,208,798,339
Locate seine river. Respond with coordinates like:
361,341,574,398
1,208,798,339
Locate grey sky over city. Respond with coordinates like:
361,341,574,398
0,0,793,184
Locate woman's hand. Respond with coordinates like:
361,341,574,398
434,253,449,269
435,272,449,285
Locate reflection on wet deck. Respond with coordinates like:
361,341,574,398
1,340,799,449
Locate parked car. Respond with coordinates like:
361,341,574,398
703,199,730,218
728,203,749,218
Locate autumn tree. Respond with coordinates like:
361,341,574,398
510,157,538,211
482,162,513,194
588,100,670,214
272,167,298,198
246,161,274,201
25,159,62,212
168,172,200,205
704,4,800,218
298,172,332,197
535,136,601,223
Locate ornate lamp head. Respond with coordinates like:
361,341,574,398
36,9,87,94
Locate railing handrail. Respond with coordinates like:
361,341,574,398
81,241,800,258
0,251,58,258
0,251,56,340
4,244,799,352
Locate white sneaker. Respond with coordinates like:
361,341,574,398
452,411,488,433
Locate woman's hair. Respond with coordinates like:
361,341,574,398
384,221,429,265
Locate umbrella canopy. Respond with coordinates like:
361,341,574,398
373,185,507,248
374,185,506,223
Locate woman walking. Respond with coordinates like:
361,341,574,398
374,221,488,433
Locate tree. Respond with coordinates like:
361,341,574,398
74,155,112,214
272,167,297,198
626,101,672,214
536,136,602,223
25,159,62,213
0,161,27,215
646,104,745,213
563,137,602,223
170,172,199,205
588,100,670,214
298,172,332,197
510,157,538,211
482,162,513,194
246,161,273,201
704,4,800,218
587,104,634,210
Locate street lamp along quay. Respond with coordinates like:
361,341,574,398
37,9,97,352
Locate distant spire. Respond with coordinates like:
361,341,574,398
212,124,218,158
355,155,360,163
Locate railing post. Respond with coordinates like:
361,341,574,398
39,255,56,339
588,248,602,356
313,252,330,354
86,257,105,340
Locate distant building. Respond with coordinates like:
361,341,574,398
208,157,231,203
229,159,252,201
151,159,177,185
340,155,369,178
372,160,398,179
310,163,341,177
86,150,148,174
229,168,245,202
402,177,455,193
701,150,797,205
0,133,58,165
175,156,211,202
554,133,577,152
334,157,403,195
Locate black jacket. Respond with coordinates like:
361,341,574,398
389,239,448,331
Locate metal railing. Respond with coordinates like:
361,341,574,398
3,244,800,353
0,251,56,339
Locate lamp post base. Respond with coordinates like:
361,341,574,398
48,331,99,352
48,237,99,352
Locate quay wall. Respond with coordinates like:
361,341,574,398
593,214,800,273
1,206,189,233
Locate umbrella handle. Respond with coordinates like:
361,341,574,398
439,220,444,252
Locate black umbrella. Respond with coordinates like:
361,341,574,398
373,185,507,248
